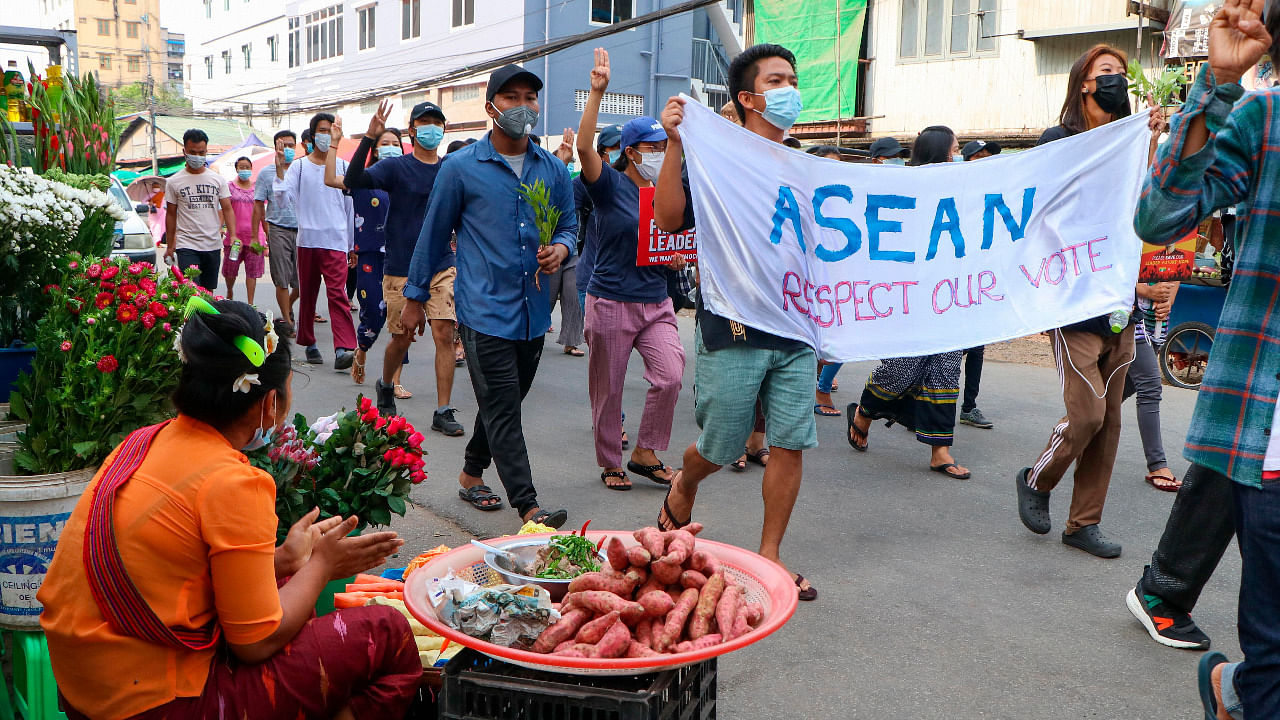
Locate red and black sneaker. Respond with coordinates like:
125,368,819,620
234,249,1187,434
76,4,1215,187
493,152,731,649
1126,583,1211,650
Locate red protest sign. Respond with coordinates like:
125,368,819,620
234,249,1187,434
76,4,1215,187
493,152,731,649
636,186,696,266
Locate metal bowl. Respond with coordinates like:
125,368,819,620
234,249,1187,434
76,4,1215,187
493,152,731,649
481,538,606,602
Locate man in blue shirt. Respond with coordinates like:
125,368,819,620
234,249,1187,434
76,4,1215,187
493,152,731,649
254,129,300,336
341,100,463,437
402,64,577,528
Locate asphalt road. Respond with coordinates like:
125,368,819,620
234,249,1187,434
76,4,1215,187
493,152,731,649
276,286,1236,719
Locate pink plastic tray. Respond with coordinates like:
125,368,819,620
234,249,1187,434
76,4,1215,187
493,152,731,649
403,531,798,675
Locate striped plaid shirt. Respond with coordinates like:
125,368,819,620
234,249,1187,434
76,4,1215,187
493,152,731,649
1135,64,1280,489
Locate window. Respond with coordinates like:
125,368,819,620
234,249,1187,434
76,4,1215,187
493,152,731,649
451,0,473,27
96,18,111,35
401,90,427,108
97,53,111,69
126,55,140,72
125,21,139,38
358,6,375,50
898,0,997,60
288,18,301,67
268,34,278,61
360,99,378,113
450,83,480,102
590,0,632,24
402,0,420,39
305,5,343,63
242,43,251,69
574,89,643,115
222,49,231,73
204,55,213,78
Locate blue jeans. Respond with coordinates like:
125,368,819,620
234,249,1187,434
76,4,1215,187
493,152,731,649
818,363,842,393
1232,478,1280,717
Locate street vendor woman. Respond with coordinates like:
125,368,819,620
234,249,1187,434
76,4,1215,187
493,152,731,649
38,298,422,720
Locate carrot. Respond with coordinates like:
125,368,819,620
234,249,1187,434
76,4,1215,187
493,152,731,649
354,573,401,586
345,582,405,593
333,591,404,609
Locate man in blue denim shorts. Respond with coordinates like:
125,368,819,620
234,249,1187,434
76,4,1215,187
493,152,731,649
652,43,818,601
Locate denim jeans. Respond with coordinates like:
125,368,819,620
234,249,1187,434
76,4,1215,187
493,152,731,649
1232,478,1280,717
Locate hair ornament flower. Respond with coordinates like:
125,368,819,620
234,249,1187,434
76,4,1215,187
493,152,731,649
232,373,261,393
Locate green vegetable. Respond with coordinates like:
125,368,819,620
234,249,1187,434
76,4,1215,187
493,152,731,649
1127,60,1188,107
517,179,562,248
535,534,602,579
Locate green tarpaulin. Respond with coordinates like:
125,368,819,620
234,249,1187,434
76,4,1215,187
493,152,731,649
754,0,867,124
112,160,184,185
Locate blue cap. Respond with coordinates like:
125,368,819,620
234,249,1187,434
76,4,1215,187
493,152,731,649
621,117,665,149
596,124,623,151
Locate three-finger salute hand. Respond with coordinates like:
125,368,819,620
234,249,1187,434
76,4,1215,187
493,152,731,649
590,47,611,91
367,99,392,137
331,116,344,144
1209,0,1273,85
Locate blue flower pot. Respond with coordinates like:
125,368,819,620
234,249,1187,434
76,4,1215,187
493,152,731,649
0,344,36,401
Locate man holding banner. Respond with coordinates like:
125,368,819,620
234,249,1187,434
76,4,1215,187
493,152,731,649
653,44,820,601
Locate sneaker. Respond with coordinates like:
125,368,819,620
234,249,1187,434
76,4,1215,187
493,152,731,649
433,407,465,437
1062,523,1121,558
305,345,324,365
1126,583,1211,650
375,379,397,416
959,407,994,429
334,348,354,371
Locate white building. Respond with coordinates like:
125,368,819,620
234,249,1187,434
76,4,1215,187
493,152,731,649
184,0,290,127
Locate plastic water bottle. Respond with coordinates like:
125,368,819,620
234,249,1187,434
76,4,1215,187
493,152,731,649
1108,308,1130,333
163,253,175,268
228,239,242,262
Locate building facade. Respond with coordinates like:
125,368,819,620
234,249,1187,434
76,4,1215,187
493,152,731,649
184,0,289,123
36,0,169,89
161,28,183,91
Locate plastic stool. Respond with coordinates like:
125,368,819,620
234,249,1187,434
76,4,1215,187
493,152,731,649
9,631,65,720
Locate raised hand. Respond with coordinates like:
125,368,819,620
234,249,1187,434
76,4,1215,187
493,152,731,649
554,127,575,165
590,47,610,92
367,98,393,138
330,116,344,144
1209,0,1273,84
660,96,687,143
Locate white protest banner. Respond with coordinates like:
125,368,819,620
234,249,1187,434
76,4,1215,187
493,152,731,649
677,94,1147,362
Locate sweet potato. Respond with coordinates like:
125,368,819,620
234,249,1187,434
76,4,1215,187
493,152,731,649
626,545,652,568
633,527,666,558
679,570,708,589
595,618,632,659
637,575,665,600
638,590,675,618
553,643,598,658
674,633,723,653
651,557,683,585
716,584,743,640
554,639,577,653
605,536,629,572
661,529,696,565
532,608,592,654
689,550,721,576
624,565,648,588
745,602,763,627
655,587,700,652
731,605,752,639
688,572,725,640
684,522,704,536
626,639,661,658
563,591,646,625
575,610,622,644
567,571,637,596
635,618,654,648
666,587,685,604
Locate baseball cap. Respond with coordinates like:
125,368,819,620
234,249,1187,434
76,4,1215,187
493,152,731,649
868,136,907,158
485,64,543,101
620,117,665,149
961,139,1002,160
596,124,623,151
410,101,447,124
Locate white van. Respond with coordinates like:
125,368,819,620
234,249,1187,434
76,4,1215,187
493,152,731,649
107,176,158,265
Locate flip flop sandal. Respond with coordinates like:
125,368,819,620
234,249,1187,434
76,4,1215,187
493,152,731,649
814,404,841,417
930,463,972,480
350,355,366,384
728,456,747,472
745,448,770,467
458,484,504,511
601,470,632,491
846,404,869,452
627,460,673,486
1146,473,1181,492
1198,652,1228,720
394,384,413,399
657,472,691,531
527,508,568,529
793,574,818,602
455,352,466,366
315,314,328,323
831,379,839,392
621,431,629,449
563,346,585,357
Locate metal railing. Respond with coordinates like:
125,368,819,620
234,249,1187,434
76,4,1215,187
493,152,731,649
692,37,729,90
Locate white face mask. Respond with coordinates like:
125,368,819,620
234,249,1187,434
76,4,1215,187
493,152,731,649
633,151,664,183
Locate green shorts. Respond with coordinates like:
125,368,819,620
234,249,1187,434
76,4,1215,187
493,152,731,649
692,326,819,466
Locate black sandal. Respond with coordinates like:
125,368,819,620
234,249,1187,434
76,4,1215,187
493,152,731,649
744,448,770,467
930,463,972,480
601,470,632,491
846,403,869,452
626,460,673,486
525,508,568,529
794,573,818,601
458,484,504,511
728,455,747,472
657,472,691,531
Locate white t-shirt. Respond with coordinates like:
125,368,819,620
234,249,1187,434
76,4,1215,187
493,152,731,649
166,167,230,252
1265,405,1280,473
273,156,354,252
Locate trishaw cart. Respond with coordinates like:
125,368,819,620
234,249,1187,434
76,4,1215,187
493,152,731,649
1160,277,1227,390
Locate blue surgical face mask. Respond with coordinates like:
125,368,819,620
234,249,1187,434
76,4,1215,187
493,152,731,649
304,142,314,155
952,154,964,163
314,133,332,153
607,149,621,163
242,404,275,452
377,145,403,160
750,86,803,130
185,154,206,170
416,125,444,149
283,147,296,162
236,169,252,181
883,157,906,166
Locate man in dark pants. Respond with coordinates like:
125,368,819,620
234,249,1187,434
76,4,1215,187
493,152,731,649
402,64,577,528
957,140,1002,430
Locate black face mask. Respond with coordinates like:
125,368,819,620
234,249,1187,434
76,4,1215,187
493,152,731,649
1091,73,1130,115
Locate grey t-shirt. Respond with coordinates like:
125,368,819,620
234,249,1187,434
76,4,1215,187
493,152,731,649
499,151,525,179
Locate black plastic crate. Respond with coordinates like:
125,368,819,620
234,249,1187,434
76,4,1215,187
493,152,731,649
441,648,716,720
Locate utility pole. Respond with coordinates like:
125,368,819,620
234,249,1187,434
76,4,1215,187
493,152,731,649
142,8,157,177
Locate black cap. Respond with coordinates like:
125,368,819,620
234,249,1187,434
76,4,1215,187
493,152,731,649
486,64,543,101
868,137,907,158
961,139,1002,160
410,101,447,124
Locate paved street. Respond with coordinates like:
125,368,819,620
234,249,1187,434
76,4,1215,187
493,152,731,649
280,287,1236,719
